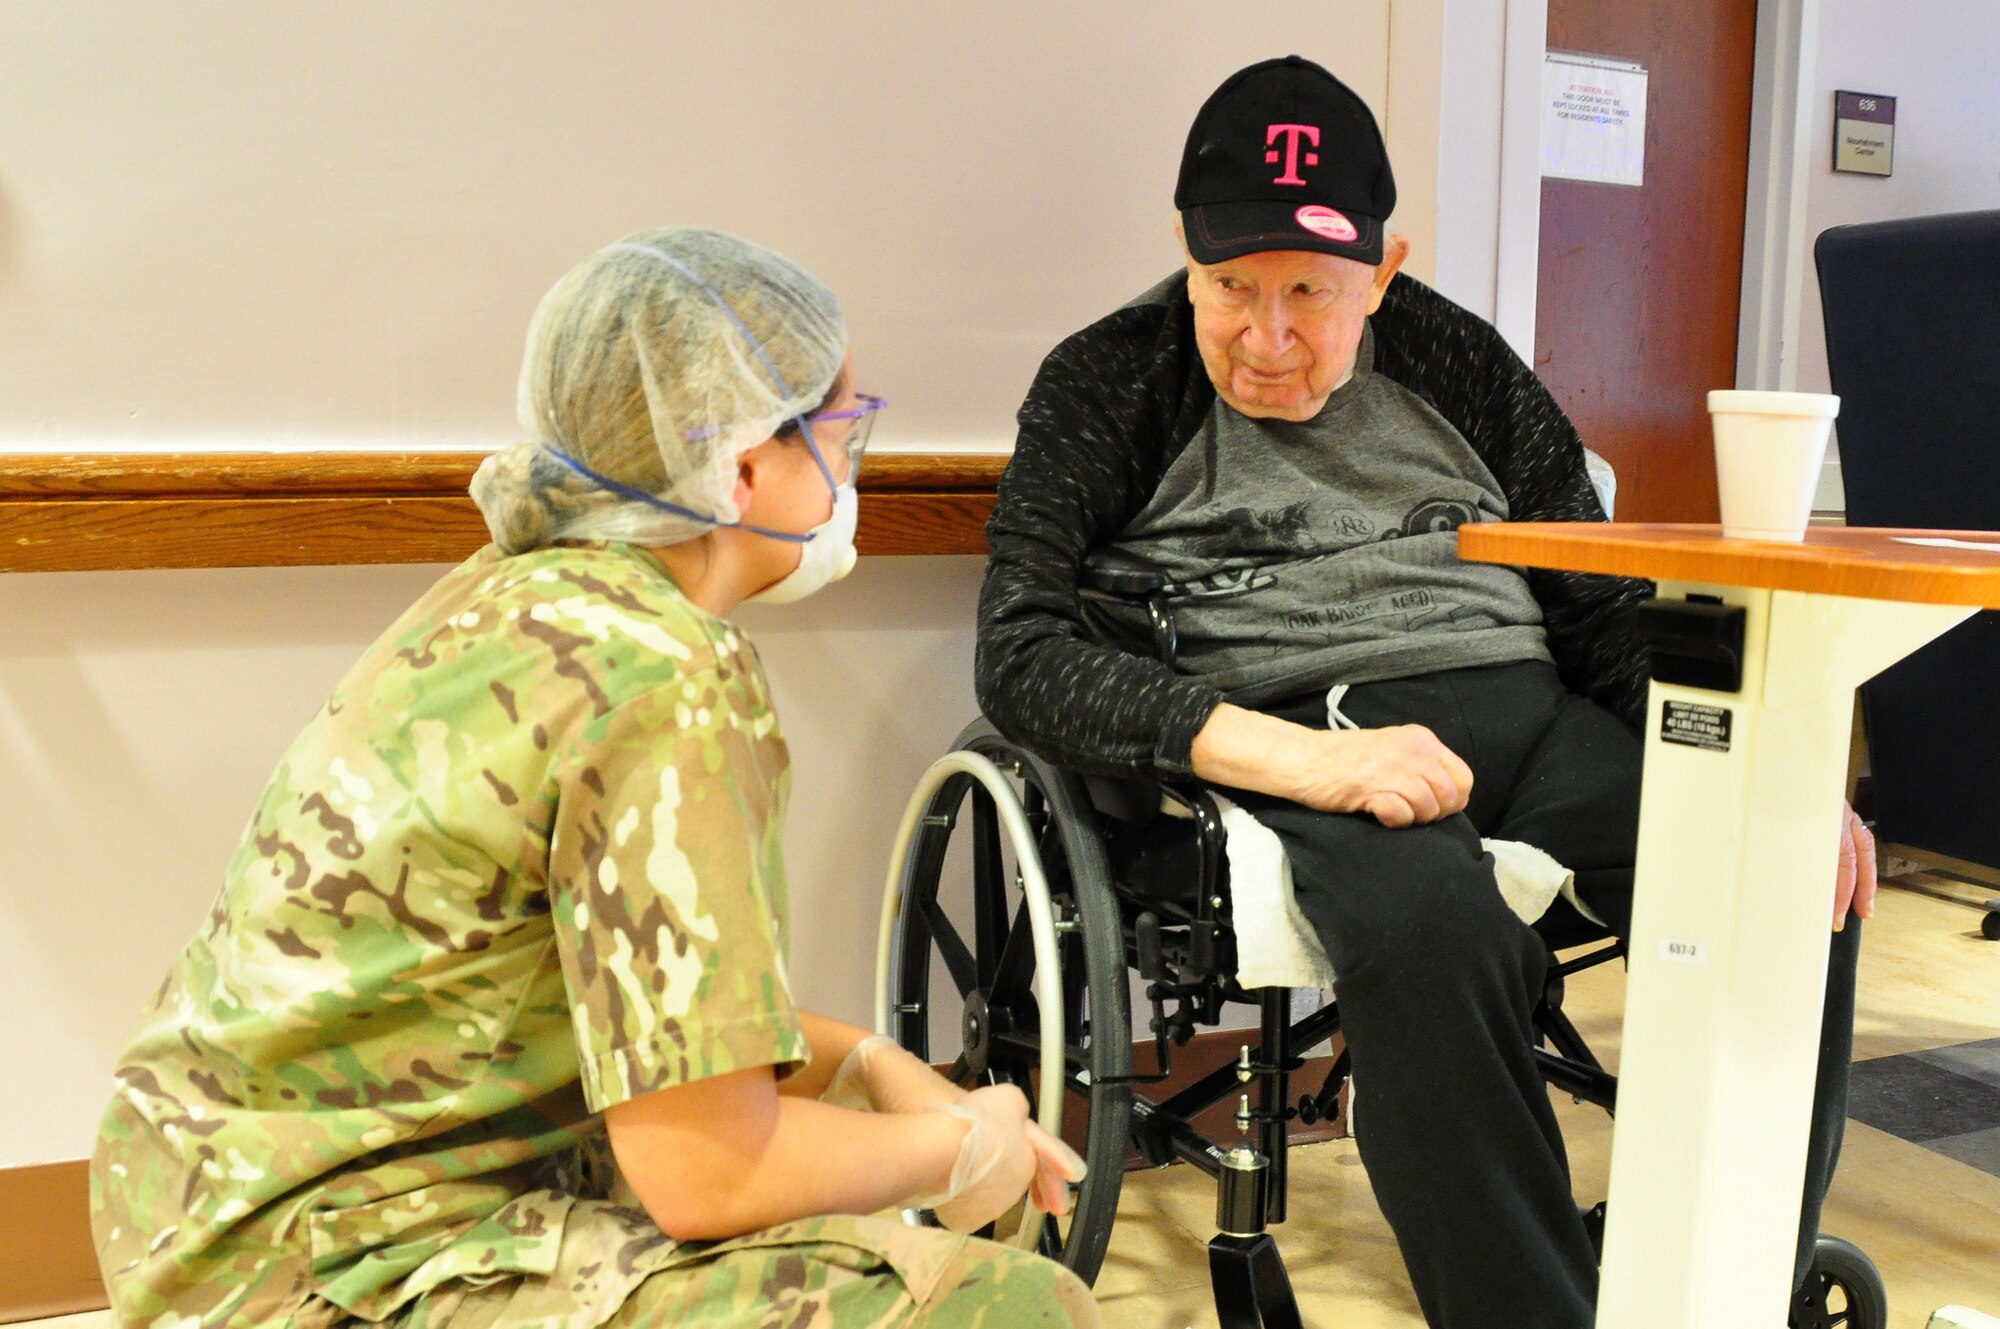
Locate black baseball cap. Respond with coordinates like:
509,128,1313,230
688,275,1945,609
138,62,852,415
1175,56,1397,265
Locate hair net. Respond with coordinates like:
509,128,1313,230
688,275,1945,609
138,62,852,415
471,227,847,553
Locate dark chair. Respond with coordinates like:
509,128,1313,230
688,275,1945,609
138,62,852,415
1816,210,2000,937
876,550,1885,1327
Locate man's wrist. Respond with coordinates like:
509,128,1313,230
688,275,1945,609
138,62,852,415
1190,703,1309,799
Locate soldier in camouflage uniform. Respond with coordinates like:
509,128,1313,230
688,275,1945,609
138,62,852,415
91,230,1097,1329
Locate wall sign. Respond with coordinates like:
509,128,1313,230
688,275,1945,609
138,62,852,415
1833,91,1895,176
1543,52,1649,187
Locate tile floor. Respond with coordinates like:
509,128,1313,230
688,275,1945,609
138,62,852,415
1847,1037,2000,1176
18,881,1997,1329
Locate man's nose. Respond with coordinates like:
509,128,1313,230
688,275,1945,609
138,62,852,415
1241,299,1296,362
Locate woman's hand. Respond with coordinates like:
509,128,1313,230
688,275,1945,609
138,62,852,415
823,1034,966,1115
828,1036,1086,1222
1025,1120,1087,1216
927,1085,1039,1232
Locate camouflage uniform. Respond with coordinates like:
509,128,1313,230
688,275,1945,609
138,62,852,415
90,544,1095,1329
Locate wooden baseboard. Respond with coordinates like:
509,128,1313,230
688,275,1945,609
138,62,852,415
0,1160,106,1324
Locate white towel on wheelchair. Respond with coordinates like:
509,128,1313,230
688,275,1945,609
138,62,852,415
1215,684,1594,992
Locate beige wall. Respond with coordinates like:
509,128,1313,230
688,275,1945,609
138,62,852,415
0,1,1544,1168
1794,0,2000,402
0,1,1397,457
0,555,989,1165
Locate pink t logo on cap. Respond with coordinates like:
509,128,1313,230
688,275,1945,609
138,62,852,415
1264,124,1321,186
1295,205,1359,243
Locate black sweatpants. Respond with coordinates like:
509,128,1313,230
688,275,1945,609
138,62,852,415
1223,660,1858,1329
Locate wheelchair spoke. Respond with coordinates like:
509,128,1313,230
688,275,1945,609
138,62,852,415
1022,780,1048,832
1035,1211,1062,1260
989,1029,1085,1075
988,1030,1036,1062
971,787,1009,988
921,898,979,997
989,907,1036,1003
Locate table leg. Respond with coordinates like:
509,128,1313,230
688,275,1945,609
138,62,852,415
1596,583,1974,1329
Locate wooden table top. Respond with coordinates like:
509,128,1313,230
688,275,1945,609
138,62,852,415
1457,523,2000,606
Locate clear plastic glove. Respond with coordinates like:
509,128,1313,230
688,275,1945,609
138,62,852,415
918,1085,1037,1232
821,1034,962,1115
1024,1120,1088,1216
824,1039,1087,1222
818,1036,879,1111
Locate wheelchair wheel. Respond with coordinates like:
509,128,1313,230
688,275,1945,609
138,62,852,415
876,720,1132,1284
1789,1235,1888,1329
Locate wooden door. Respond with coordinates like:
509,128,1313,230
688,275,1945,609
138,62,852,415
1535,0,1759,522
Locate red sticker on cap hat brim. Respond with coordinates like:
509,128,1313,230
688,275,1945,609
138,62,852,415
1295,205,1359,244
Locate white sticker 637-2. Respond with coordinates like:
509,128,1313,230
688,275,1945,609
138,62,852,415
1659,939,1709,966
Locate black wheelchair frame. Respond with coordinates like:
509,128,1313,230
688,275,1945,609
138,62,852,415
883,718,1632,1328
877,553,1885,1328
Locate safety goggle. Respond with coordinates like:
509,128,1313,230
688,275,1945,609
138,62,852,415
799,392,887,483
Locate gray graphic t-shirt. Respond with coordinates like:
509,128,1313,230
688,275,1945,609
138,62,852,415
1103,324,1551,705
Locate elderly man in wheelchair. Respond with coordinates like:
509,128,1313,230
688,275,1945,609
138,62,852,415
877,57,1885,1329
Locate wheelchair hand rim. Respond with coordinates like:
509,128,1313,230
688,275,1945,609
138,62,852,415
875,749,1067,1246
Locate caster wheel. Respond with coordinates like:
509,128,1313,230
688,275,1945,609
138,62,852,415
1790,1235,1888,1329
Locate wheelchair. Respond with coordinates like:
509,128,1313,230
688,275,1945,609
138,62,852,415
873,554,1889,1329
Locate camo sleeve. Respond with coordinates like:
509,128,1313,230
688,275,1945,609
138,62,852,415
546,659,807,1113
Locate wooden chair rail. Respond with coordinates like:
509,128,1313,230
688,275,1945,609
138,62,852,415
0,451,1008,572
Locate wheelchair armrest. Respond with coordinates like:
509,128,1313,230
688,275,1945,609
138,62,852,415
1080,546,1169,598
1084,773,1221,828
1084,774,1164,827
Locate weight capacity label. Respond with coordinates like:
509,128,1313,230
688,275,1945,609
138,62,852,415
1661,701,1732,752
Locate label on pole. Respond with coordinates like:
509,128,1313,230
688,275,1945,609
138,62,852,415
1660,939,1710,967
1661,701,1732,752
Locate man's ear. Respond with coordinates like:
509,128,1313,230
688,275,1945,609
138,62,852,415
1173,215,1202,296
1365,233,1412,315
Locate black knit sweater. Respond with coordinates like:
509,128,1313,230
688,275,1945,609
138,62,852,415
975,270,1653,781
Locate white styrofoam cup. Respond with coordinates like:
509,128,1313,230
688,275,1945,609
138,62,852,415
1707,389,1841,542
